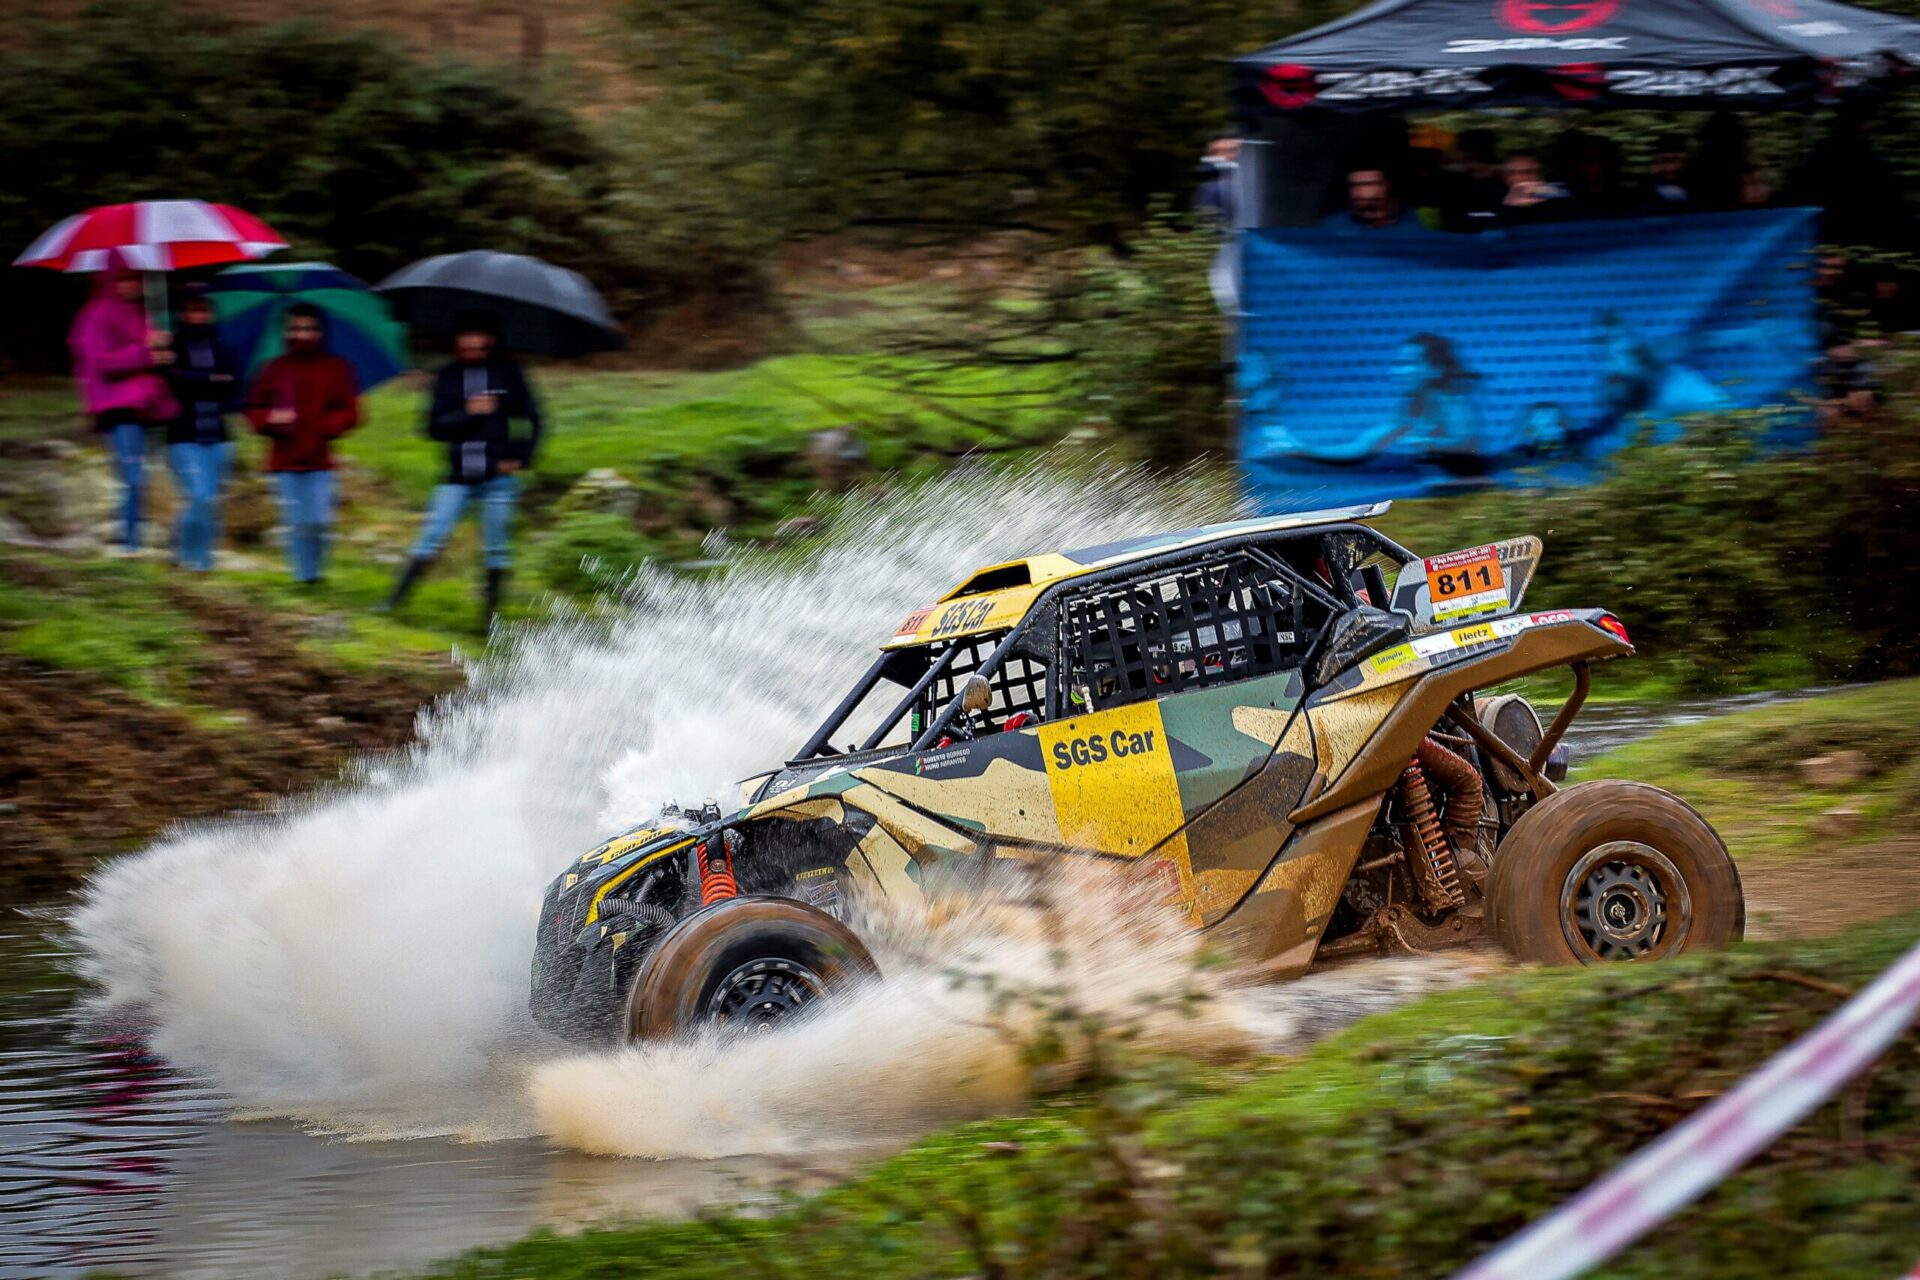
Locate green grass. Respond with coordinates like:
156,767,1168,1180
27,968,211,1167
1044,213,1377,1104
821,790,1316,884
0,555,201,702
346,352,1067,528
404,914,1920,1280
1582,678,1920,860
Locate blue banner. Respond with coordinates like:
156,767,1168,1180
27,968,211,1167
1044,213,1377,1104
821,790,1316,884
1236,209,1819,505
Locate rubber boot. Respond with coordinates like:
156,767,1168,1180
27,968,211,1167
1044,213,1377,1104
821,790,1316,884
379,557,432,613
482,567,507,626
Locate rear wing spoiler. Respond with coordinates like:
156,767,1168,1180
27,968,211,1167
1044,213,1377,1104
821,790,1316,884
1388,536,1542,634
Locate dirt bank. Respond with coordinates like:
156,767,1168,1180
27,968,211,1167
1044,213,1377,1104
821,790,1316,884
0,584,452,892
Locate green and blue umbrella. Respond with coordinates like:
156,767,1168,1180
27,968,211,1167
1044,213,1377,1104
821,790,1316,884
209,262,411,390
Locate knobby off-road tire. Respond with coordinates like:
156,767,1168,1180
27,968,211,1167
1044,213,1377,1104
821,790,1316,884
1488,780,1744,965
625,895,880,1041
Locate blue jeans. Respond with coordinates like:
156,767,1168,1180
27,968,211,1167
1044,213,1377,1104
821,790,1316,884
409,475,519,570
104,421,147,550
273,471,335,583
165,442,231,571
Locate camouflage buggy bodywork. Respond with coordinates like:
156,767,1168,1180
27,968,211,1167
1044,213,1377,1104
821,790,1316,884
531,504,1637,1041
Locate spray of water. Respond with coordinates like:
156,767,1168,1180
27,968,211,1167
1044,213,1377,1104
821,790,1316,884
531,870,1252,1160
68,457,1477,1155
70,460,1234,1136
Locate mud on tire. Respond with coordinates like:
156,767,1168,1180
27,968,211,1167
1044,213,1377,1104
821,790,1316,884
625,895,880,1040
1488,780,1744,965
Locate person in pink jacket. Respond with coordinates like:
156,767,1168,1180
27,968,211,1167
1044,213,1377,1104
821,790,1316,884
68,253,177,552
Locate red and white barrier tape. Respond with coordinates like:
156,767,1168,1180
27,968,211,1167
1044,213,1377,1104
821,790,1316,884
1454,938,1920,1280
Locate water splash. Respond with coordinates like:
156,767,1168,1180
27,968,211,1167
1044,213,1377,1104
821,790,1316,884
69,458,1475,1157
531,870,1254,1159
69,460,1241,1139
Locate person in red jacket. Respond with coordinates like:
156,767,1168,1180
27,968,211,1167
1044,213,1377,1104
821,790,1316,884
244,303,360,583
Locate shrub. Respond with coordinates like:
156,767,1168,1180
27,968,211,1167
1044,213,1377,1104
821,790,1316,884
528,509,658,596
1378,364,1920,691
1062,213,1231,462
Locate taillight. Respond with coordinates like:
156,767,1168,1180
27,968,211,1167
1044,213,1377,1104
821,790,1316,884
1598,614,1631,646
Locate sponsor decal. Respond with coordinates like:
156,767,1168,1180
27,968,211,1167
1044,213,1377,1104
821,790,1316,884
564,873,578,889
1318,68,1493,101
930,597,996,638
1497,0,1622,35
1038,703,1185,859
1610,66,1783,96
915,744,972,775
1367,643,1419,675
1260,62,1319,109
1050,727,1160,771
1528,609,1577,625
1425,545,1508,622
1447,36,1626,52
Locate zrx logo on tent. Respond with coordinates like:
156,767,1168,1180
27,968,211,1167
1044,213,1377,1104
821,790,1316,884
1497,0,1622,35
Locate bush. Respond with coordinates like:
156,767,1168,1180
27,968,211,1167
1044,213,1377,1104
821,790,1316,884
1378,365,1920,691
1061,212,1231,462
528,510,658,597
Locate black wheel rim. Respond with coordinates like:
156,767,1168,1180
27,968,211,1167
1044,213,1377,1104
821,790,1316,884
1559,841,1692,962
705,957,827,1031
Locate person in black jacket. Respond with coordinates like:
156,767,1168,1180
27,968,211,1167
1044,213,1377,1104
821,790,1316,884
381,311,544,621
165,285,240,571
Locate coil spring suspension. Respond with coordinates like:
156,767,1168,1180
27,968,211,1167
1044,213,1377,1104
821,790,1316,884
1400,759,1465,910
697,835,738,906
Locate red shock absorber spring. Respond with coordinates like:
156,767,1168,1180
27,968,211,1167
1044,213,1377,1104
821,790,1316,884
1400,759,1465,910
697,836,738,906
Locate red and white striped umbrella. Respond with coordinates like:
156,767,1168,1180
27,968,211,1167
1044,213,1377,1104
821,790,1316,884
14,200,287,273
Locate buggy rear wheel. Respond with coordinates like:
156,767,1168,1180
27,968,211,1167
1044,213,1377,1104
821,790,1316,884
624,896,879,1041
1488,780,1744,965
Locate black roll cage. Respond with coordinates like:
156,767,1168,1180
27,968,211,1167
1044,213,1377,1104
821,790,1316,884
788,523,1415,764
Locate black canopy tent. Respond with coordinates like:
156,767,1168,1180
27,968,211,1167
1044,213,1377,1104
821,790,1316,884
1234,0,1920,117
1226,0,1920,225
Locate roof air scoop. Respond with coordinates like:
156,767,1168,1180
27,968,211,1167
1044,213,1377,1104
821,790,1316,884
940,561,1033,600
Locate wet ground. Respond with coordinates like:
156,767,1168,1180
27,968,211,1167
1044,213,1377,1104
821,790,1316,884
0,692,1837,1280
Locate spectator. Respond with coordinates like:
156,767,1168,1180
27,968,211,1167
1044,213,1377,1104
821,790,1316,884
1634,132,1693,212
1437,128,1506,233
1684,114,1753,212
163,284,238,572
1499,149,1567,224
1816,308,1882,424
244,303,360,585
1787,103,1909,248
1194,133,1242,228
67,252,176,554
1327,165,1424,234
1555,130,1632,219
381,311,543,623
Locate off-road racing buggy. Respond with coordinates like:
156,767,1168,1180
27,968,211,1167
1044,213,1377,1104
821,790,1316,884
532,504,1744,1043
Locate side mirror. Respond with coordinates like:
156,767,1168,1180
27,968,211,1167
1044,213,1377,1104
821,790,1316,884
1305,606,1410,689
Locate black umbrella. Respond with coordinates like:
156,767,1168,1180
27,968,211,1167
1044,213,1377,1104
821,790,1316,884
375,250,623,357
1235,0,1920,117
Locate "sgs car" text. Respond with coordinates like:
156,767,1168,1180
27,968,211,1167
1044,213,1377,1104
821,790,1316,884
1051,729,1158,770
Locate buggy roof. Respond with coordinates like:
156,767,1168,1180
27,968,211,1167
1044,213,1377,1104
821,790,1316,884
883,501,1391,650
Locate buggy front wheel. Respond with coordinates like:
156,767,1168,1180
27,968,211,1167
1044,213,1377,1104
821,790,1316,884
625,896,880,1040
